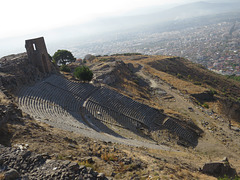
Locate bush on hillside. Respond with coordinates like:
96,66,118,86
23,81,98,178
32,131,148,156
60,65,71,72
74,66,93,82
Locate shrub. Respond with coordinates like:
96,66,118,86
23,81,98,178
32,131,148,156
111,53,142,56
222,87,227,92
237,97,240,102
74,66,93,82
226,74,240,82
78,161,95,170
209,89,217,96
60,65,71,72
194,81,202,85
99,58,108,62
177,73,183,79
202,103,209,109
218,175,240,180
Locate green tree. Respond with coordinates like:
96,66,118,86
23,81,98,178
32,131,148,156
74,66,93,82
52,50,76,65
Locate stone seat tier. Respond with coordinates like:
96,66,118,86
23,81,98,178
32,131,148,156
84,100,140,129
163,118,197,144
88,87,159,127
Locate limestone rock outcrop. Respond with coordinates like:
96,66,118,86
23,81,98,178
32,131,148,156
202,158,237,178
0,53,56,92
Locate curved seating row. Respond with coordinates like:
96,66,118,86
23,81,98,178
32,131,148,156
163,118,197,144
18,75,162,131
88,87,160,127
44,75,98,101
84,100,143,129
18,78,90,131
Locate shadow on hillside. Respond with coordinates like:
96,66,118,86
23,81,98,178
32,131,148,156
81,110,126,139
0,123,13,147
83,104,156,141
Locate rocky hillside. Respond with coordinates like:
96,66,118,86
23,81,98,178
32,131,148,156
0,53,240,179
146,56,240,122
89,54,240,124
111,55,239,122
0,53,57,92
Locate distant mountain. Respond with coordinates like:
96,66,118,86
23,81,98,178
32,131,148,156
81,1,240,32
165,1,240,20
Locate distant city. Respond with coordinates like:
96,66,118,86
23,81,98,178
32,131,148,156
69,15,240,76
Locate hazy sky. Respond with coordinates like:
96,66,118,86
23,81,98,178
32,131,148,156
0,0,196,39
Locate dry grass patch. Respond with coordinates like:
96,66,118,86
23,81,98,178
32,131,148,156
124,55,208,94
101,152,119,162
143,65,206,94
78,161,95,170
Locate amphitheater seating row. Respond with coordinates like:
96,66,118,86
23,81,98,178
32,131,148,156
44,75,98,101
18,75,199,144
18,75,162,131
18,79,90,131
84,100,144,129
88,87,160,127
163,118,197,144
84,100,123,127
20,81,82,112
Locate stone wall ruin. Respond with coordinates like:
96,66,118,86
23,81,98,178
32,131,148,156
25,37,52,74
